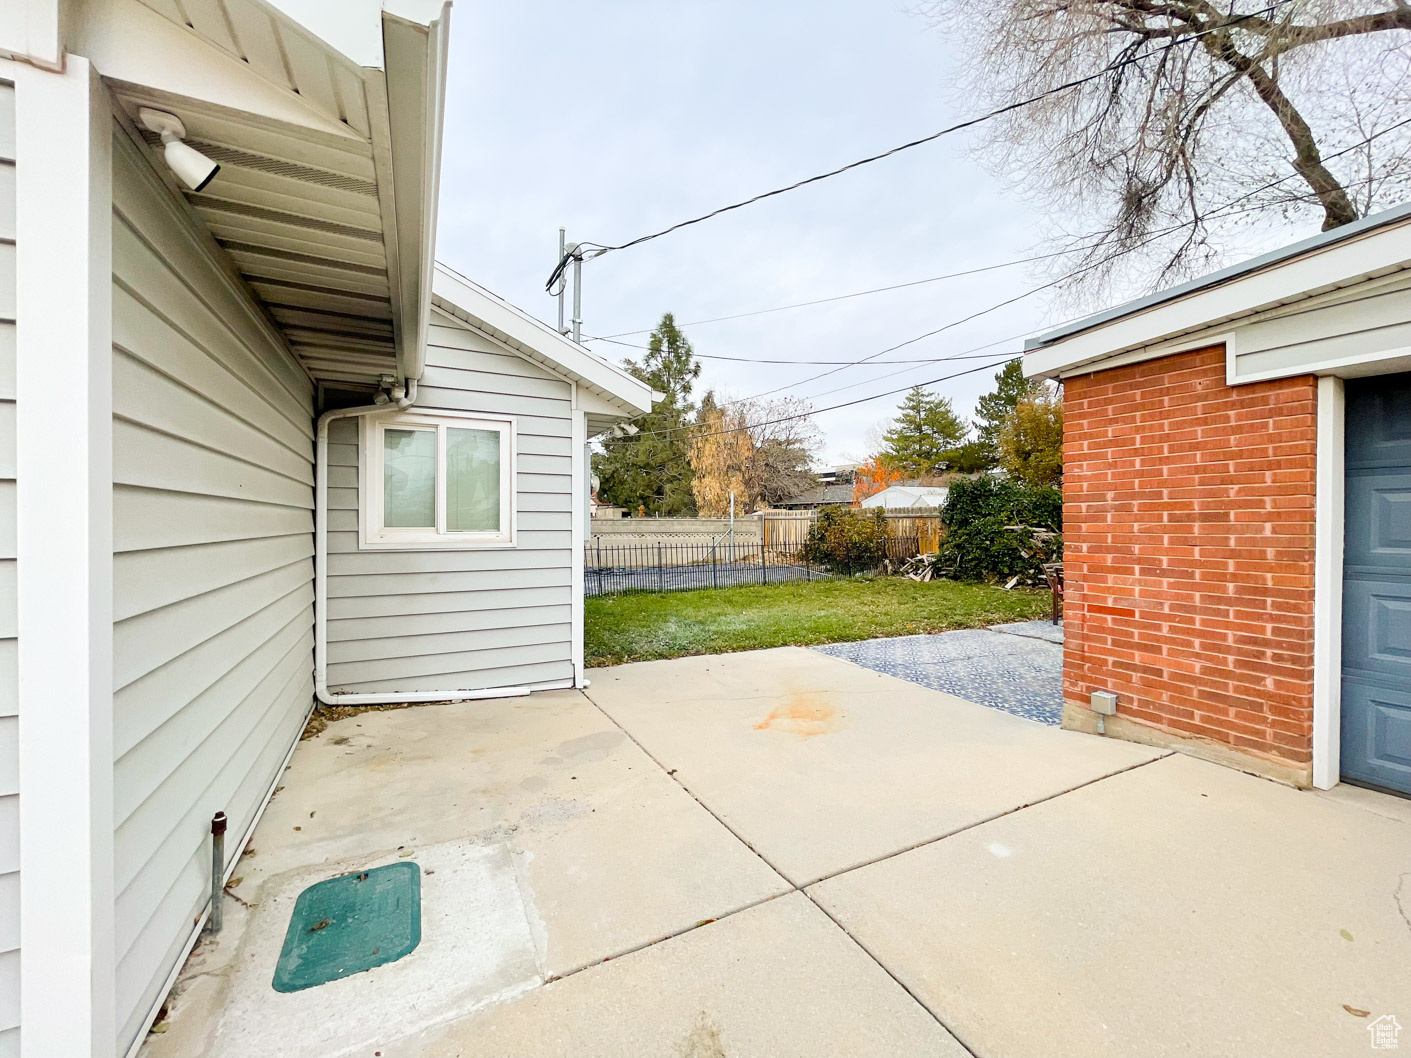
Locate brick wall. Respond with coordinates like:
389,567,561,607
1063,345,1318,771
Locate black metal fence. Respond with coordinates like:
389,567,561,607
585,540,829,596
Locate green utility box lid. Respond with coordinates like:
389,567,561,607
273,861,421,993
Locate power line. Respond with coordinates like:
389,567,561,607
787,172,1410,401
586,332,1026,365
584,160,1387,350
627,354,1023,446
693,146,1411,415
605,118,1411,446
613,203,1400,448
546,0,1296,289
587,163,1404,366
583,245,1085,341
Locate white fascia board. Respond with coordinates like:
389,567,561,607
1025,220,1411,379
75,0,362,140
432,265,655,416
376,1,449,382
0,0,61,69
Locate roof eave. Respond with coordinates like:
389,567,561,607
431,264,656,418
1024,203,1411,379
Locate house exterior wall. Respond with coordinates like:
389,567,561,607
325,311,576,694
0,77,18,1058
1062,345,1320,784
110,129,316,1051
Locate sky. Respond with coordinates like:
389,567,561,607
432,1,1060,466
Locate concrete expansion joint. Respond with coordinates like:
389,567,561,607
573,686,1174,1058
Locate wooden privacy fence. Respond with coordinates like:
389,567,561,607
759,509,945,561
759,511,813,555
885,512,944,555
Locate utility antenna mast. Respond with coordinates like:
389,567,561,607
553,227,584,343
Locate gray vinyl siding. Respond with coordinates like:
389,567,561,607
0,79,18,1058
1229,270,1411,382
326,313,575,693
110,131,315,1053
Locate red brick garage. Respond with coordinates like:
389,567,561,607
1063,346,1318,784
1025,205,1411,794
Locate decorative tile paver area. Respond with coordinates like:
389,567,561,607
988,619,1065,645
813,621,1064,725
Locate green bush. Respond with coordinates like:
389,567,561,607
800,506,889,573
938,477,1062,582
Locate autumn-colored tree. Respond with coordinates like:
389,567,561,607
852,456,906,505
973,359,1041,460
689,394,754,517
998,386,1064,488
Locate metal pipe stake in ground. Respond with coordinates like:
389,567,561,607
209,811,227,933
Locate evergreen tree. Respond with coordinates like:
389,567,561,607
973,359,1039,458
881,386,968,476
592,313,701,516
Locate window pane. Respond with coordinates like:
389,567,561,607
446,427,501,533
382,428,435,527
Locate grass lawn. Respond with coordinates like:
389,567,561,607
585,576,1051,667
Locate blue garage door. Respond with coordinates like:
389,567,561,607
1343,374,1411,795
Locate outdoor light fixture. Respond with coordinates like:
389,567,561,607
138,107,220,192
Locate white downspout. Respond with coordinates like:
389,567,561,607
313,377,531,706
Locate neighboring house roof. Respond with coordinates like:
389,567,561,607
84,0,451,388
860,485,949,509
431,264,655,432
1025,203,1411,380
779,483,855,507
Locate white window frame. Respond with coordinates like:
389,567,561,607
359,409,517,550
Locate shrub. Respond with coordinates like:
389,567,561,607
938,477,1062,582
800,506,889,573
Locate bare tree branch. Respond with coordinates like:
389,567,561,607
922,0,1411,294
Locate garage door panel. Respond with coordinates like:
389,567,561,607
1345,475,1411,566
1342,576,1411,680
1342,374,1411,796
1341,677,1411,791
1346,373,1411,468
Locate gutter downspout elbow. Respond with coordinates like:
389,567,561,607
312,380,532,708
313,380,417,707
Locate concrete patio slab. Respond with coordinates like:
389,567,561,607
586,647,1165,885
385,892,968,1058
143,691,789,1058
809,753,1411,1058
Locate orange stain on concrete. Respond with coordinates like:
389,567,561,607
753,695,843,737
